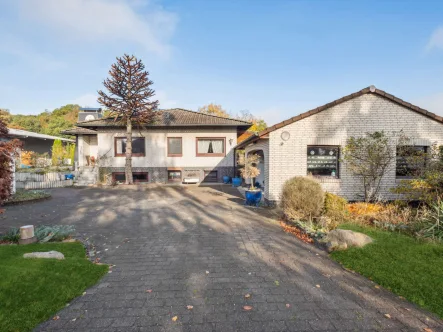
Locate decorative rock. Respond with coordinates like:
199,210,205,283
23,251,65,260
322,229,373,252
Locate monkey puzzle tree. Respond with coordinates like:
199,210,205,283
98,54,158,184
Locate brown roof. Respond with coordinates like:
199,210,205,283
76,108,251,128
61,127,98,135
236,85,443,149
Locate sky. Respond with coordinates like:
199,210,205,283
1,0,443,127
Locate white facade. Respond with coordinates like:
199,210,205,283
245,93,443,202
76,127,238,183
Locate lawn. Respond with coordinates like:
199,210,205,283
0,242,108,332
331,224,443,318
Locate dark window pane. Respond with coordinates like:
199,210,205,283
133,173,148,182
307,146,339,177
203,170,218,182
396,146,427,177
116,138,145,155
113,173,125,182
168,138,182,155
132,138,145,154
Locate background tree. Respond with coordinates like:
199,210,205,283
342,131,395,202
98,54,158,184
198,105,267,132
51,139,64,166
0,119,22,204
0,109,12,124
198,103,230,118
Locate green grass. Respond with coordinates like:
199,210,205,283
331,224,443,318
0,242,108,332
5,190,51,204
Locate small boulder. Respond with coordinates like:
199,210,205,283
322,229,373,252
23,251,65,260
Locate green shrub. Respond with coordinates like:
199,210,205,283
323,192,349,229
0,228,20,243
280,176,324,221
414,201,443,242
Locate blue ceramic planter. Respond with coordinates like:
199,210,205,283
245,190,262,206
222,175,231,184
232,177,242,187
65,174,75,180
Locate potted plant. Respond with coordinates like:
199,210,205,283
240,154,262,206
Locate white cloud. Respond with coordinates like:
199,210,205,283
18,0,178,57
426,26,443,52
73,93,100,108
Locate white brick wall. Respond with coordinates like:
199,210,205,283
265,94,443,201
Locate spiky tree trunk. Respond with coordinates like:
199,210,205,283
125,117,133,184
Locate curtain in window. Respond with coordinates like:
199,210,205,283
211,139,223,153
198,139,211,153
116,139,125,154
168,138,182,155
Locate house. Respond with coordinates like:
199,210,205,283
3,128,75,167
235,86,443,203
62,109,251,184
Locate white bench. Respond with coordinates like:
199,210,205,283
182,178,199,184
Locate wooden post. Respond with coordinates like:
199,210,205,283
19,225,37,245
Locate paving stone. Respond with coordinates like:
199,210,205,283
2,186,439,332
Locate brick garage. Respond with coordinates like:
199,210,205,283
237,86,443,202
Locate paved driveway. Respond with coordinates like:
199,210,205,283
1,185,442,332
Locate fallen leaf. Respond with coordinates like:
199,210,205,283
172,316,178,322
286,304,291,308
315,284,321,288
374,285,380,289
71,318,77,322
384,314,391,319
53,316,60,321
243,306,253,311
244,294,251,299
274,280,280,286
82,292,86,296
205,271,209,274
187,305,194,310
404,307,411,311
0,209,5,214
423,328,433,332
146,289,152,293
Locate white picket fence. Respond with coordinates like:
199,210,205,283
15,172,76,189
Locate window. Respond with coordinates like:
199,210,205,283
167,137,182,157
203,170,218,182
196,138,225,156
115,137,145,157
307,146,339,178
168,170,182,182
396,146,427,177
112,172,149,183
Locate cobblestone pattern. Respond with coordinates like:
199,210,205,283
0,186,441,332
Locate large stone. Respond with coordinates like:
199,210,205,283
322,229,373,252
23,251,65,260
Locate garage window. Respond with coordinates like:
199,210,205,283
112,172,148,183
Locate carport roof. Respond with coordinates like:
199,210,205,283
7,128,75,142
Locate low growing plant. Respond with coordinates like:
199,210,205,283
414,201,443,242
